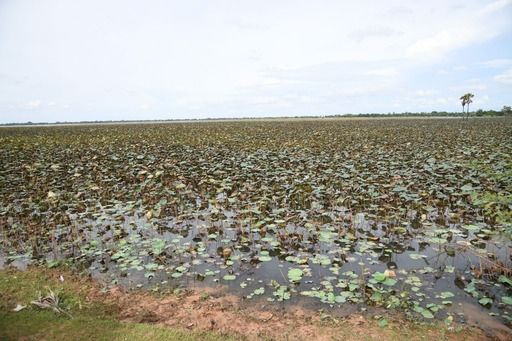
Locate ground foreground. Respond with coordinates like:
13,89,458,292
1,266,508,341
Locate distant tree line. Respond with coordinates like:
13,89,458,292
475,106,511,117
1,106,511,126
332,105,512,118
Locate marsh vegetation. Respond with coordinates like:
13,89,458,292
1,117,511,332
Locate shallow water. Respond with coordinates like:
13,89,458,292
2,204,511,330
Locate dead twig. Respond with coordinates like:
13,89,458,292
31,288,73,318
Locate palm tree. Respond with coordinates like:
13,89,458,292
460,93,475,120
460,95,466,119
465,93,474,119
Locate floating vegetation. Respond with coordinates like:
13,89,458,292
1,118,511,325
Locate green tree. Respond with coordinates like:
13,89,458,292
502,105,512,116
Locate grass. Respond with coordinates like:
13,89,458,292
0,311,235,341
0,268,238,341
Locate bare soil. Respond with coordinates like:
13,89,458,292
85,282,506,341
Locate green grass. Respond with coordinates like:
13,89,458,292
0,268,239,341
0,311,236,341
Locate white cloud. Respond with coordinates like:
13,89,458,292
364,68,398,77
336,83,395,98
27,99,41,108
406,0,511,60
449,79,488,93
387,6,413,16
415,89,438,97
406,25,489,60
480,0,512,14
349,26,403,42
434,97,449,104
494,69,512,84
480,59,512,68
476,94,490,105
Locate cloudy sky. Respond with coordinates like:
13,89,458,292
0,0,511,123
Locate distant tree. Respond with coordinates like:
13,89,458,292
502,105,512,116
466,93,474,119
460,93,475,120
460,95,467,118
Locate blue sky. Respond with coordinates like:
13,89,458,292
0,0,511,123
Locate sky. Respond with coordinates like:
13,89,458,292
0,0,511,123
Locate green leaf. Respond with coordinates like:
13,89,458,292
498,275,512,287
378,318,388,328
151,238,166,256
439,291,454,299
421,309,434,319
414,306,434,319
348,283,359,291
253,287,265,295
478,297,493,306
287,268,304,283
175,265,187,272
335,295,347,303
502,296,512,305
223,274,236,281
46,260,60,268
382,278,397,286
370,291,383,302
372,272,386,282
259,251,272,262
460,184,473,192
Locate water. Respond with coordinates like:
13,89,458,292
2,203,511,333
